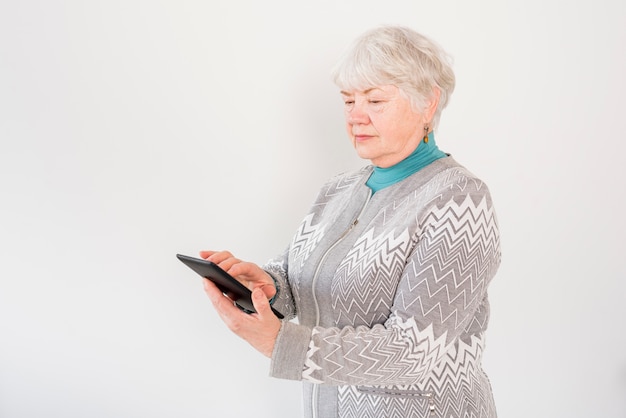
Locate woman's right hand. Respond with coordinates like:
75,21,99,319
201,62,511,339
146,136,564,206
199,250,277,301
200,250,281,358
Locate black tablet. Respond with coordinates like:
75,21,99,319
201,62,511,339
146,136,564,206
176,254,284,319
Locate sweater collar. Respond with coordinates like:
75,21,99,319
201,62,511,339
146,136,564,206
366,131,446,193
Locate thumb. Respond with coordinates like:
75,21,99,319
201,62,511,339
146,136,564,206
252,288,271,317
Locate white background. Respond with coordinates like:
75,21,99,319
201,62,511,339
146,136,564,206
1,1,625,417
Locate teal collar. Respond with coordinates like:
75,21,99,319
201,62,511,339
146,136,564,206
366,131,447,193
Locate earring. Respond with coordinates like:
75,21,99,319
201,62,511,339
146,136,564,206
423,125,429,143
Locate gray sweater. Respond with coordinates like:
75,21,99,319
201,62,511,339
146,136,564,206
265,156,501,418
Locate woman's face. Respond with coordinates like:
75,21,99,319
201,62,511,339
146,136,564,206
341,85,426,168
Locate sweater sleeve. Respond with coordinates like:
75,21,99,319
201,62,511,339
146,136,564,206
263,247,298,321
270,183,501,385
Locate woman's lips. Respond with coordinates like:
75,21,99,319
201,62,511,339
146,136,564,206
354,134,373,142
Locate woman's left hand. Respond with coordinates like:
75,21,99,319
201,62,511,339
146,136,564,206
203,278,281,358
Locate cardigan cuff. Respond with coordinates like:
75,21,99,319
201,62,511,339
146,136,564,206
269,321,311,381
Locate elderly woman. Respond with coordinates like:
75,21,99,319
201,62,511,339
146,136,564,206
202,25,501,418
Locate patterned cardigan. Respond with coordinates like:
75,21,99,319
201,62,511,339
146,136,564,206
265,156,501,418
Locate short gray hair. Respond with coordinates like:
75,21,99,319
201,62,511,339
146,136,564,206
331,25,455,130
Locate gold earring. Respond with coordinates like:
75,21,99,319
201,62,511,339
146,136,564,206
423,125,429,143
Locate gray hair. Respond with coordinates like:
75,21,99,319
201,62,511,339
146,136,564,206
331,25,455,130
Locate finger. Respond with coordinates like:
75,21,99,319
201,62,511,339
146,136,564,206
199,250,216,259
228,262,273,289
203,280,241,316
216,257,241,272
251,288,272,319
226,261,256,277
206,250,234,264
203,278,223,301
259,282,278,300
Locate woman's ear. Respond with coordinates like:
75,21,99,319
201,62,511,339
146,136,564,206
424,87,441,124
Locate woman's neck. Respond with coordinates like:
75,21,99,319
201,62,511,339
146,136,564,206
366,131,447,193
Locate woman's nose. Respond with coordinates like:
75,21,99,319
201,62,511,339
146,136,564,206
347,102,369,125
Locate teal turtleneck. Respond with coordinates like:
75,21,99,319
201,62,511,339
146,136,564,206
366,131,447,193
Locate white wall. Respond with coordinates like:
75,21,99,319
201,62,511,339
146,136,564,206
1,1,625,417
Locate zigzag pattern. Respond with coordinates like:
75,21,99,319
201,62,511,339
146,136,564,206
321,170,366,198
287,170,365,307
336,334,496,417
302,329,323,383
300,179,499,416
268,164,500,417
287,213,327,306
317,170,366,220
288,170,364,278
290,213,327,271
302,321,449,386
400,194,500,340
332,228,413,327
338,385,433,418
